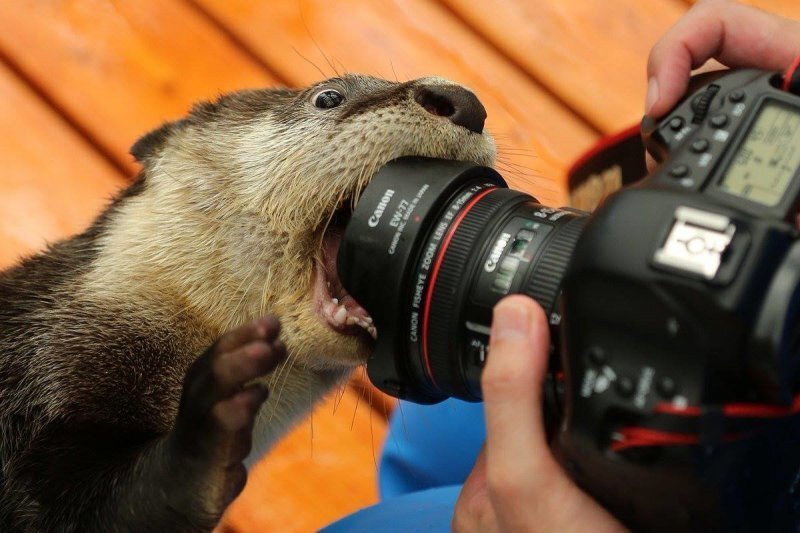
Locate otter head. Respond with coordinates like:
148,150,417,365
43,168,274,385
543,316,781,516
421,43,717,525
125,74,496,372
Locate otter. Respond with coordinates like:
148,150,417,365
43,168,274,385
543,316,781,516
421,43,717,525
0,74,496,531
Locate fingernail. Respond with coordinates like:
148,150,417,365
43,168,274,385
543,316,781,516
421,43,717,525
645,77,659,115
492,300,531,341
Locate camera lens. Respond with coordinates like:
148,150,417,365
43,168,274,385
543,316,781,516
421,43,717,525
337,157,587,403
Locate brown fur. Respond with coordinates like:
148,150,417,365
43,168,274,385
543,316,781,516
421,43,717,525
0,74,495,530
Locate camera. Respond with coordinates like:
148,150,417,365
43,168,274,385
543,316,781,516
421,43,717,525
338,69,800,531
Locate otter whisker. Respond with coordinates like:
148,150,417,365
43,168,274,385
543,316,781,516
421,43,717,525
291,45,327,80
299,10,339,78
221,261,267,333
309,408,314,458
266,358,291,419
494,153,541,170
495,149,540,159
334,58,348,77
396,396,409,439
365,367,378,471
333,380,348,415
494,158,549,181
269,350,299,426
350,380,362,432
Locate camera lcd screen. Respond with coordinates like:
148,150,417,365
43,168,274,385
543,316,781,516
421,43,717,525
719,101,800,206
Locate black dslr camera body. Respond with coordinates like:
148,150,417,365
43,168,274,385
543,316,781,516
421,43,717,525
338,69,800,531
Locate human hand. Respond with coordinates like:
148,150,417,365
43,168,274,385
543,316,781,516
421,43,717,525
452,296,626,532
646,0,800,118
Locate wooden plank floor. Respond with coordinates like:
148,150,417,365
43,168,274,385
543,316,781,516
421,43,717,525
1,1,798,531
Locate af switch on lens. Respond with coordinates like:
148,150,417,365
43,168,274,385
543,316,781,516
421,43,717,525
492,256,520,292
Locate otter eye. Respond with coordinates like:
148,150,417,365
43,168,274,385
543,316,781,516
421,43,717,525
312,89,345,109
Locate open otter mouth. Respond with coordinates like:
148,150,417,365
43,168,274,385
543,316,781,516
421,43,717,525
316,205,377,340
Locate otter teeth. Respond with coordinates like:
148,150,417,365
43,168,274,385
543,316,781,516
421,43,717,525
327,300,377,339
333,305,348,325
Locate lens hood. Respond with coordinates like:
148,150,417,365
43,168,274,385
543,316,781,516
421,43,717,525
338,156,505,402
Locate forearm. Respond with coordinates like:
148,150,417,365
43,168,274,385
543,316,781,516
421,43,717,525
100,436,225,533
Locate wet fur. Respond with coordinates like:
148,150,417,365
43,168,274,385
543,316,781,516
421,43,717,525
0,74,495,530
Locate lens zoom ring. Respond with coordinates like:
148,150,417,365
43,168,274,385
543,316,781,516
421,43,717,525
524,216,586,315
427,188,521,396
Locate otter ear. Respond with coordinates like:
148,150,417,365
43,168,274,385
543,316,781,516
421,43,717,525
130,119,187,163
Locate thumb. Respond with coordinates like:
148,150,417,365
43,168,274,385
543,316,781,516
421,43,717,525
459,445,488,502
482,295,556,479
453,446,498,533
482,297,628,532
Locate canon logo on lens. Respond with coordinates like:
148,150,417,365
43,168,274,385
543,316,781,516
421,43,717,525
367,189,395,227
484,232,512,272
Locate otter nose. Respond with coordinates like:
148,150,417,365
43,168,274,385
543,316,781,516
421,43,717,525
414,85,487,134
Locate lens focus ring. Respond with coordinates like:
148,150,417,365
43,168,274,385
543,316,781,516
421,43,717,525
425,188,528,397
524,215,586,316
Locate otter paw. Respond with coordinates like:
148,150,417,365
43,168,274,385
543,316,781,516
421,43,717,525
171,316,286,503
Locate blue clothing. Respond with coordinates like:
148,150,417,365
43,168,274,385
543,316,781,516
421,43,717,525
320,485,462,533
379,399,485,499
323,399,486,531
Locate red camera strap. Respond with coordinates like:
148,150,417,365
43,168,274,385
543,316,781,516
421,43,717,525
569,57,800,199
782,54,800,93
567,123,647,194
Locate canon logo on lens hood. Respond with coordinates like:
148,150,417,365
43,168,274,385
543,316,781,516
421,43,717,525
368,189,396,227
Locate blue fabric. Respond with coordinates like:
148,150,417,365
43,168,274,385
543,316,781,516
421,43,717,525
322,398,485,531
320,485,462,533
378,399,486,499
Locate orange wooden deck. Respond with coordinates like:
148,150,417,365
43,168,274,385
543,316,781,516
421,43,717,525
1,1,798,531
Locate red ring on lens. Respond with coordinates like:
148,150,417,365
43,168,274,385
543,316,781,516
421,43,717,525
421,187,496,387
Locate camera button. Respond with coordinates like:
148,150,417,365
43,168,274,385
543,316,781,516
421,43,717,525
668,117,685,131
710,113,729,128
657,377,677,398
729,91,745,103
587,347,606,366
690,139,709,153
616,376,635,398
669,165,690,178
